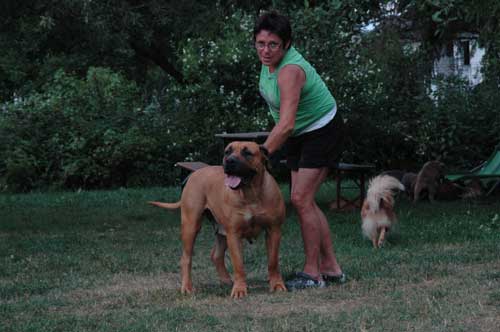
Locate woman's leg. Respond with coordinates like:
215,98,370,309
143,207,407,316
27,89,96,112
290,167,342,278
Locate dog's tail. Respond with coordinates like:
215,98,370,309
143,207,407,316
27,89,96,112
148,201,181,210
365,175,405,212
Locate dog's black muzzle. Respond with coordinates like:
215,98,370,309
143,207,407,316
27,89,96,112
223,155,257,188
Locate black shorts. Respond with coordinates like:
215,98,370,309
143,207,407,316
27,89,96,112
285,113,345,170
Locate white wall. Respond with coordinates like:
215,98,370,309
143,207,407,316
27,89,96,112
432,37,485,86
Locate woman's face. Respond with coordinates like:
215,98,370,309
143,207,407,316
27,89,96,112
255,30,288,71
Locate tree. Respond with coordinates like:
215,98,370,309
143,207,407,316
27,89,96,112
0,0,277,99
394,0,500,78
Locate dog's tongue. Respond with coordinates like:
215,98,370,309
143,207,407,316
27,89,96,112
224,175,242,189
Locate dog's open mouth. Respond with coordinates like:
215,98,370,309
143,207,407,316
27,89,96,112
224,174,243,189
223,155,257,190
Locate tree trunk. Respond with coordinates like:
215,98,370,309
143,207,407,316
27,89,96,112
129,40,186,84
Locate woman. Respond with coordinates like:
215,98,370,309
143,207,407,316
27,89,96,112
255,11,347,290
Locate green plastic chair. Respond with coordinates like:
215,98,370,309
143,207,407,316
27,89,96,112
446,144,500,196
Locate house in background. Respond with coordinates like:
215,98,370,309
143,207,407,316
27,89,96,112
370,1,486,94
432,32,485,88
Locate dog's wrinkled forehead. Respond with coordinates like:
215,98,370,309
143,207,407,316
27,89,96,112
224,141,261,159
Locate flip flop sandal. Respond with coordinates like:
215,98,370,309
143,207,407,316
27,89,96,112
321,272,347,285
285,272,326,291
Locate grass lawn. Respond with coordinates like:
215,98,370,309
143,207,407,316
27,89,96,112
1,182,499,331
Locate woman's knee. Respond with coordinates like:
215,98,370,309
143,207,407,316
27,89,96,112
290,190,314,211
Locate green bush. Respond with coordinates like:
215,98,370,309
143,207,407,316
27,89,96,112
0,68,160,191
415,77,500,171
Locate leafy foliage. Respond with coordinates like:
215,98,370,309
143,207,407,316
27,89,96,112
1,1,500,191
0,68,158,191
417,77,500,170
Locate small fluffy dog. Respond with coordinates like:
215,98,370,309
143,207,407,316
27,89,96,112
413,160,445,203
361,175,405,248
380,170,406,182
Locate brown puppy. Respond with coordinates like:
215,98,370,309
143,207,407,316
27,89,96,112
149,142,286,298
435,178,465,201
401,172,417,200
361,175,405,248
413,161,445,203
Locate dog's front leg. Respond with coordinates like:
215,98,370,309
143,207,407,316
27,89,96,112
428,187,437,203
226,232,248,298
265,226,286,292
413,185,421,203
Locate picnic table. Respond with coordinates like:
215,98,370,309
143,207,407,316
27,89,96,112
215,131,270,145
329,162,375,211
213,131,375,211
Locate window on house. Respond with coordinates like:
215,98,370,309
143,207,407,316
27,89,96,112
446,41,454,57
462,41,470,65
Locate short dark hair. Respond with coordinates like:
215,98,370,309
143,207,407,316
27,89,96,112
253,11,292,49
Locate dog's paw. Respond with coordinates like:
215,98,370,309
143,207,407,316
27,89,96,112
270,283,287,292
230,284,248,299
269,278,287,292
181,283,194,295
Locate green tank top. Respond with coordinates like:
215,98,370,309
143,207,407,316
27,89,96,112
258,47,336,136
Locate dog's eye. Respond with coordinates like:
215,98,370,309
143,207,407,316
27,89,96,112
224,147,233,156
242,148,253,159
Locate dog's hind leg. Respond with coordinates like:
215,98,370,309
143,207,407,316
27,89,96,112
210,233,232,285
179,210,203,294
377,227,387,248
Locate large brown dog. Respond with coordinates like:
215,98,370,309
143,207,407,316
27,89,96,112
149,142,286,298
414,160,445,203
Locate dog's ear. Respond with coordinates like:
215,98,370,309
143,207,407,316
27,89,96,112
259,145,269,158
259,145,271,171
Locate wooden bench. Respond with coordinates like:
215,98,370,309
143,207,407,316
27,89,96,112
175,161,211,173
213,132,375,210
329,163,375,211
174,161,224,233
175,161,211,187
175,161,374,212
281,161,375,211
